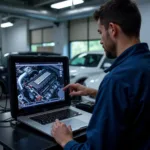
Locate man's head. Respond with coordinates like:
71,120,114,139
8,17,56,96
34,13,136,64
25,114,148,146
94,0,141,58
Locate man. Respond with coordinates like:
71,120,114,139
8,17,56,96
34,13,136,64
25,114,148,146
51,0,150,149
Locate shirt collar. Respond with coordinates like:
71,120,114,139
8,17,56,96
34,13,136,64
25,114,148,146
105,43,149,73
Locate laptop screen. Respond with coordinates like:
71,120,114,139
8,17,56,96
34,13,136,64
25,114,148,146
15,62,65,110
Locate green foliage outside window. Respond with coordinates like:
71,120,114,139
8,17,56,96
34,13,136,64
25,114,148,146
70,41,88,58
31,42,55,52
70,40,104,58
89,40,104,51
31,44,42,52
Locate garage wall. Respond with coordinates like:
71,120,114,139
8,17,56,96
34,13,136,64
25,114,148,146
1,19,68,57
29,19,68,55
53,22,68,56
1,1,150,65
2,19,28,54
139,4,150,46
68,2,150,47
29,19,53,30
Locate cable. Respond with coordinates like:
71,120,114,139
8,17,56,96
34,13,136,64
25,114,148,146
0,87,3,99
0,117,14,123
0,125,11,128
0,94,10,113
0,117,15,128
4,94,8,112
0,94,14,128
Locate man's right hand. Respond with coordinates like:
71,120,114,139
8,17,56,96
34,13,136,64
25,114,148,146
63,83,98,97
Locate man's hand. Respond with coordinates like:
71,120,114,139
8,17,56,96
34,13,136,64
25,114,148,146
63,83,98,97
51,119,73,148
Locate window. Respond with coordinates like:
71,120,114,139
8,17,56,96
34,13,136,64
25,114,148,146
31,44,42,52
70,40,104,58
31,42,55,52
43,42,55,47
30,28,55,52
101,58,115,70
70,53,103,67
89,40,103,51
70,41,88,58
69,18,104,58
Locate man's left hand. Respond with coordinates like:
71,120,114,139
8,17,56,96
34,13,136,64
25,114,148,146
51,119,73,148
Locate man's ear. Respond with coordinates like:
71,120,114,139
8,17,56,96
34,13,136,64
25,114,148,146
108,22,118,37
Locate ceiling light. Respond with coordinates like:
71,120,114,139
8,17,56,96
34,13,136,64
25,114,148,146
1,22,13,28
51,0,84,9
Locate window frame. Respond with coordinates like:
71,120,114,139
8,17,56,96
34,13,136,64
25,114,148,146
70,39,103,58
29,26,55,52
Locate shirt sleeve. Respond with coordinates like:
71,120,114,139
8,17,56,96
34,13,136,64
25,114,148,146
64,77,131,150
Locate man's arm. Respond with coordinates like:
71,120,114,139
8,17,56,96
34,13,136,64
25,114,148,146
53,77,130,150
63,83,98,97
64,77,130,150
86,87,98,98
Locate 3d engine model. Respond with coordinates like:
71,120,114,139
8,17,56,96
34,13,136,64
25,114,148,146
17,65,63,106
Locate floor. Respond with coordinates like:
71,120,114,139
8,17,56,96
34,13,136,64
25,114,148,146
0,95,10,150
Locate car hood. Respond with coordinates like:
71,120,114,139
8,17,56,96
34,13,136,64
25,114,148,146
69,66,98,76
84,73,107,90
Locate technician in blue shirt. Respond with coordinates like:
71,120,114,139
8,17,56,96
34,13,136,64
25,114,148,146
51,0,150,149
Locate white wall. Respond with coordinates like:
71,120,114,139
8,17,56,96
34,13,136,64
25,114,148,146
29,19,69,56
139,4,150,46
29,19,53,30
53,22,68,56
2,19,28,54
1,19,68,58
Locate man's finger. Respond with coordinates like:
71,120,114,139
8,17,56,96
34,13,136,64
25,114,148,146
52,121,57,128
55,119,61,123
54,119,59,126
63,84,77,91
68,125,72,132
63,84,71,91
51,129,55,137
70,91,82,96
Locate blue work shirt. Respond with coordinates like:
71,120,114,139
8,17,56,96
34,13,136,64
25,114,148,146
64,43,150,150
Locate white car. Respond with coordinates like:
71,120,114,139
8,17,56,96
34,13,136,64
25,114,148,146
81,72,107,102
69,51,112,84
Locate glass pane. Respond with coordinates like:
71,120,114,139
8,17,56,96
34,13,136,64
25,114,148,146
43,42,55,47
101,58,115,70
85,54,103,67
89,40,104,51
31,44,42,52
70,41,88,58
70,53,103,67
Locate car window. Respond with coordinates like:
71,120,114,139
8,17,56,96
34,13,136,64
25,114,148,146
100,58,115,70
70,53,103,67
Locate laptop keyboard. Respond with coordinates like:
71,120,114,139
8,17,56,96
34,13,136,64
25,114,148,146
30,109,82,125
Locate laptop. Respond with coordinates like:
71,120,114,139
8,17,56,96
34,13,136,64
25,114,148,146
8,55,92,137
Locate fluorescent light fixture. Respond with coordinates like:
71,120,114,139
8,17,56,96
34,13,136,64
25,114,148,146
1,22,13,28
51,0,84,9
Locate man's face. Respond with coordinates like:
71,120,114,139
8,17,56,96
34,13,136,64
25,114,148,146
97,20,117,59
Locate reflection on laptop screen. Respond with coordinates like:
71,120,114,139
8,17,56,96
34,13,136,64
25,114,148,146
15,62,65,110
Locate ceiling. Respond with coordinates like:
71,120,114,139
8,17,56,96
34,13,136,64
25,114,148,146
0,0,104,21
0,0,149,22
1,0,100,10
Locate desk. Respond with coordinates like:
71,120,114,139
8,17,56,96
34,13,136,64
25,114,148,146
0,112,87,150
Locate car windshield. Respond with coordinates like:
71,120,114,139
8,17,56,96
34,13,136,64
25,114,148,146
70,53,103,67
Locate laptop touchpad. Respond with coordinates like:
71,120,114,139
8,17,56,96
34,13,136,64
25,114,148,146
62,118,87,131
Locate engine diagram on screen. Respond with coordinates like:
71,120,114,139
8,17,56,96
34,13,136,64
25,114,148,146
16,64,65,109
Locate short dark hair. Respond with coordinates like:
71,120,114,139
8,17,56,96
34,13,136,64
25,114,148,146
94,0,141,37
